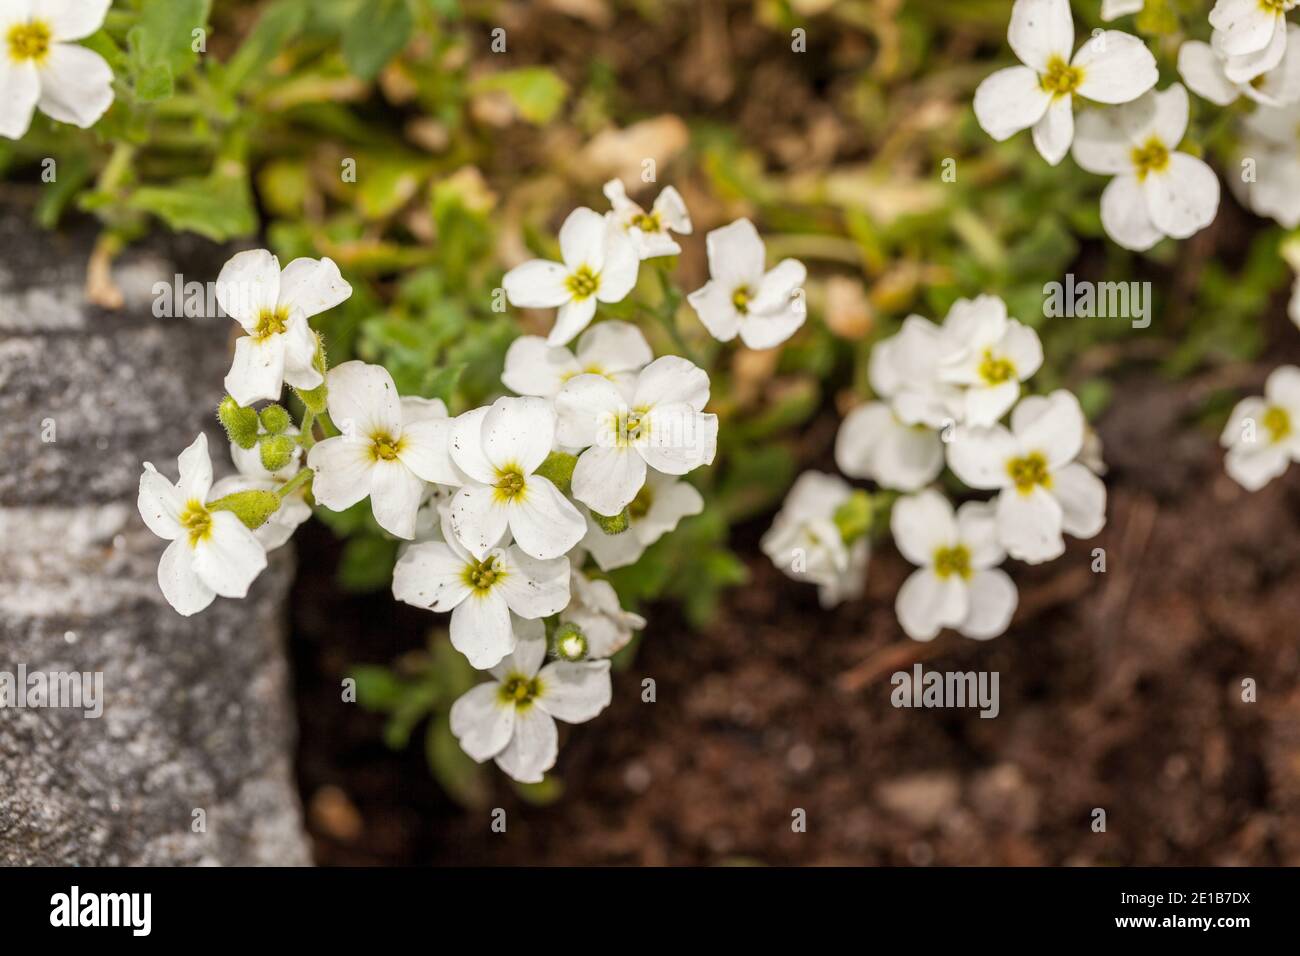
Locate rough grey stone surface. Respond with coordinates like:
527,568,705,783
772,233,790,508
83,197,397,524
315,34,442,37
0,206,311,865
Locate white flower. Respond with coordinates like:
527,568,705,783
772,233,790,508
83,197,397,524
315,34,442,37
555,355,719,517
937,295,1044,426
760,471,870,608
1101,0,1143,21
502,207,640,347
973,0,1157,165
0,0,114,139
947,390,1107,563
560,570,647,658
501,320,652,401
137,434,269,617
603,179,693,259
215,250,352,406
835,403,944,493
870,315,963,428
306,362,460,540
1209,0,1295,65
1234,101,1300,227
580,471,704,570
891,490,1019,642
1071,85,1220,251
1220,365,1300,491
392,511,570,669
1179,26,1300,104
686,218,807,349
450,637,612,783
210,427,310,551
447,395,586,560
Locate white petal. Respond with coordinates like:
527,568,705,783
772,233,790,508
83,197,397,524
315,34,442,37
306,436,373,512
581,512,648,571
157,538,215,617
1221,18,1287,84
192,511,267,599
35,43,113,128
177,432,214,503
498,547,571,617
138,463,184,540
1211,0,1282,57
895,568,968,642
1009,0,1074,72
1142,152,1220,240
450,591,515,669
480,396,555,475
280,313,321,389
737,307,806,350
215,249,281,326
548,295,598,346
575,320,653,374
502,336,579,397
653,186,692,232
595,227,639,303
634,355,711,412
392,540,472,611
955,499,1005,569
963,380,1021,428
558,206,609,270
224,334,286,406
873,422,945,492
276,256,351,319
496,633,548,679
686,280,742,342
1011,390,1085,467
1265,364,1300,408
325,361,402,441
537,660,612,723
996,486,1065,563
1100,173,1163,251
973,65,1052,141
1073,31,1158,104
959,569,1018,640
1101,0,1144,21
509,477,585,560
503,259,570,308
1072,106,1133,173
33,0,110,41
448,485,511,560
947,424,1019,489
890,489,958,567
555,373,625,448
0,59,38,139
1225,442,1292,490
639,406,718,476
752,259,807,314
704,218,766,288
398,417,461,486
1052,462,1107,538
449,682,515,762
1032,94,1074,166
1177,41,1240,106
571,444,648,516
493,706,558,784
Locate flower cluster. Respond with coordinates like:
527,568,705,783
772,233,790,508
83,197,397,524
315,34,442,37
976,0,1220,251
764,294,1107,642
137,185,731,783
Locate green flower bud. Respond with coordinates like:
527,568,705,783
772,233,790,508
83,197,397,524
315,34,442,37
259,404,292,435
208,489,280,530
260,434,296,473
833,489,873,544
551,622,588,662
218,396,260,450
593,508,630,535
534,451,578,496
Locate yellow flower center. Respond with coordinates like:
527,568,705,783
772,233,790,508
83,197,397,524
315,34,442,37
1260,0,1295,14
464,553,506,593
180,500,213,547
253,306,290,341
614,408,650,446
933,544,972,580
497,674,542,709
7,20,51,63
493,467,527,502
1039,55,1083,97
630,210,662,233
978,350,1016,385
1007,452,1052,494
1130,136,1170,181
369,432,404,462
566,265,599,300
732,286,752,314
1262,405,1292,443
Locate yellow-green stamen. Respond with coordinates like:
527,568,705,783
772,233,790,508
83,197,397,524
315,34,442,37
978,350,1016,385
732,286,752,314
1007,452,1052,494
180,500,213,546
369,433,403,462
494,467,527,502
1039,55,1083,97
933,544,972,580
7,21,51,63
464,554,505,593
1130,136,1170,181
497,674,542,709
566,265,599,300
253,306,290,341
630,211,662,233
1262,405,1292,443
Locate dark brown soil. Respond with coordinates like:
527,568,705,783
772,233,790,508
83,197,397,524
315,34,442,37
292,353,1300,866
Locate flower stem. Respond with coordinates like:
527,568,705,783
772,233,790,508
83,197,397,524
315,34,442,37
276,468,314,500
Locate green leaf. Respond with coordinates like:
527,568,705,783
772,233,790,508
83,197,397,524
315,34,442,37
134,62,173,101
337,534,399,592
127,174,257,241
352,665,407,711
426,715,490,809
220,0,308,94
342,0,414,81
510,775,564,806
472,68,569,124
